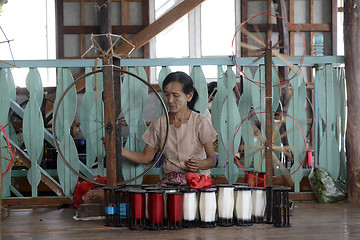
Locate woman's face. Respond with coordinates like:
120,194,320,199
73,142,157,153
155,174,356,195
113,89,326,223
163,81,193,113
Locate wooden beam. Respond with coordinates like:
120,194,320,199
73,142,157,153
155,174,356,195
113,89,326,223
2,197,73,206
55,0,64,59
121,0,130,25
80,0,85,56
241,0,248,56
63,25,144,34
246,23,331,32
289,0,294,55
344,0,360,203
114,0,205,57
332,0,338,55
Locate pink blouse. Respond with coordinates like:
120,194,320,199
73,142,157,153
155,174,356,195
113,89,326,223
142,111,218,176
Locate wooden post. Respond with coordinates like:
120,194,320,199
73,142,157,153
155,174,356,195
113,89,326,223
99,0,117,186
344,0,360,203
113,58,123,183
265,42,273,186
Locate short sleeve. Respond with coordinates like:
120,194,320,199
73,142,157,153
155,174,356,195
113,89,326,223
142,119,160,149
197,116,218,145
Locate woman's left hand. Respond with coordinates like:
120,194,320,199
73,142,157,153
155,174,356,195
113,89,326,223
184,157,200,172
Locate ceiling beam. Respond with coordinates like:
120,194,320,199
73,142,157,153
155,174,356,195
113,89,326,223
114,0,205,57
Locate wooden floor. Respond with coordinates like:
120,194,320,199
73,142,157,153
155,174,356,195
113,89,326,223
2,203,360,240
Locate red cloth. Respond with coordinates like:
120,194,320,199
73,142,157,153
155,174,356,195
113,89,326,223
186,172,213,189
73,175,107,209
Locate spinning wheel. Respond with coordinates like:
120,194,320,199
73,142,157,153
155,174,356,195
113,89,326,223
232,12,307,185
52,69,170,186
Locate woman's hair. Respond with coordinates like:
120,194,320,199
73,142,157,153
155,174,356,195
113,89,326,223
162,71,199,111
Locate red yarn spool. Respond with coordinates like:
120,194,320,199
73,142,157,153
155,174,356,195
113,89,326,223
257,173,266,187
129,189,146,230
167,192,183,230
148,190,165,230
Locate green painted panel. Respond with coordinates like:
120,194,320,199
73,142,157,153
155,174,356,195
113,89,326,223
5,69,16,101
286,70,306,192
325,64,340,179
212,66,227,168
79,70,105,173
57,136,79,196
156,66,171,117
121,67,148,184
54,68,79,195
272,70,280,112
25,68,43,106
221,67,240,183
191,66,207,114
79,86,97,169
239,67,255,169
23,96,44,197
0,69,10,125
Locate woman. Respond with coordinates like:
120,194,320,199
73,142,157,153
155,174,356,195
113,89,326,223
122,71,218,184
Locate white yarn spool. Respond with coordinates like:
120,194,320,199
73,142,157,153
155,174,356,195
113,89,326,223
234,186,252,226
251,187,267,223
217,185,234,226
199,188,217,228
183,190,198,221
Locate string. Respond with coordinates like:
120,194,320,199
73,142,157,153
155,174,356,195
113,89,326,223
231,111,308,182
231,12,306,87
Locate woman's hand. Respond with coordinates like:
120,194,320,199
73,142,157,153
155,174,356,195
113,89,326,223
184,157,200,172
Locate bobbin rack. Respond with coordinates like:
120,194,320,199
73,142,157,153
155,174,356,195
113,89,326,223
103,183,291,230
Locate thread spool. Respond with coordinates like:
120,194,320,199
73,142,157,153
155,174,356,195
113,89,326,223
257,172,266,187
181,188,198,228
216,184,235,227
103,186,117,227
129,189,147,230
199,188,217,228
143,186,162,224
251,187,267,223
163,186,179,224
234,186,252,226
167,192,184,230
272,186,291,227
115,187,131,227
147,189,165,230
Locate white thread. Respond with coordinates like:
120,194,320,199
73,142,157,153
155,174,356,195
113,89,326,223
183,192,198,221
251,188,267,217
199,191,217,222
217,186,234,219
234,188,252,220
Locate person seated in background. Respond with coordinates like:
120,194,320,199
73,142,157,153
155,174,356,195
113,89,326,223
122,71,218,185
207,81,217,113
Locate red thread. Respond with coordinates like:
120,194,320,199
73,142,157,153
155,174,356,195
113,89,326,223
167,193,183,222
0,124,14,177
186,172,213,189
148,192,164,224
131,192,146,220
232,111,308,182
231,12,306,87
